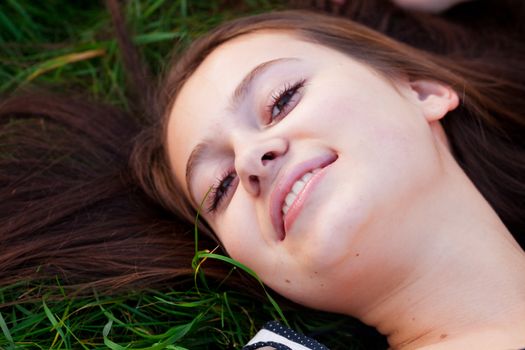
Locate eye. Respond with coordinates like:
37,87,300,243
207,170,237,213
267,79,306,123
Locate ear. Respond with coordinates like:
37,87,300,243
409,80,459,122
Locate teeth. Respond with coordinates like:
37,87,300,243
301,172,313,182
285,192,296,206
291,179,306,194
281,169,319,217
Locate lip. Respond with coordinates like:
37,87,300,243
270,153,338,241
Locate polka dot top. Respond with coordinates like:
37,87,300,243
242,321,329,350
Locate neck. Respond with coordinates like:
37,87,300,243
350,160,525,349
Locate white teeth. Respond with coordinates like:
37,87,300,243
285,192,296,206
281,169,320,217
301,172,313,182
291,179,306,194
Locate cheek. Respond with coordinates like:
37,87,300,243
213,197,296,286
213,198,267,266
296,79,377,140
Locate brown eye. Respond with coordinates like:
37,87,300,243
272,89,295,118
268,79,305,123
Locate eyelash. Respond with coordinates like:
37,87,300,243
207,79,306,213
207,168,237,213
266,78,306,123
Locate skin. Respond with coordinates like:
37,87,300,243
167,32,525,349
391,0,474,13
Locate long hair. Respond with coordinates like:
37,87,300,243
1,1,524,292
0,1,220,292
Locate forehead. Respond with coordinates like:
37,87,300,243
166,31,347,197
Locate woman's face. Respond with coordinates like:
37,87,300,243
167,31,457,311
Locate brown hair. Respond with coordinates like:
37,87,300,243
1,1,524,293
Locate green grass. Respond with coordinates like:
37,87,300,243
0,280,370,349
0,1,385,348
0,0,283,103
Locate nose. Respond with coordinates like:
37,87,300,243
234,136,288,196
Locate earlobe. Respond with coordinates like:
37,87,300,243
409,80,459,122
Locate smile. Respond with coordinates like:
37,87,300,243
270,153,338,241
282,169,319,216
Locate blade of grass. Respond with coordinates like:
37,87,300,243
0,312,15,349
0,10,22,40
222,292,245,345
25,49,106,83
133,32,184,45
142,0,167,19
6,0,38,40
42,300,67,347
103,312,201,349
193,251,289,327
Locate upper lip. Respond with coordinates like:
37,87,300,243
269,152,338,240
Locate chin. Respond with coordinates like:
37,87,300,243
305,199,372,263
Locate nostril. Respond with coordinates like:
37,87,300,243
261,151,275,162
248,175,260,195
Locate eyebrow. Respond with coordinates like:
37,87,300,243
185,137,213,203
185,57,299,201
229,57,299,111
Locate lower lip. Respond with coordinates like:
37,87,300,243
283,165,331,234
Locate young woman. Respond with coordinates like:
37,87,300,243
2,1,524,349
142,5,525,350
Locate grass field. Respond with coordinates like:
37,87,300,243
0,1,386,348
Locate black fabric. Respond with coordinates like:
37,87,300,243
264,321,329,350
243,341,292,350
242,321,330,350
